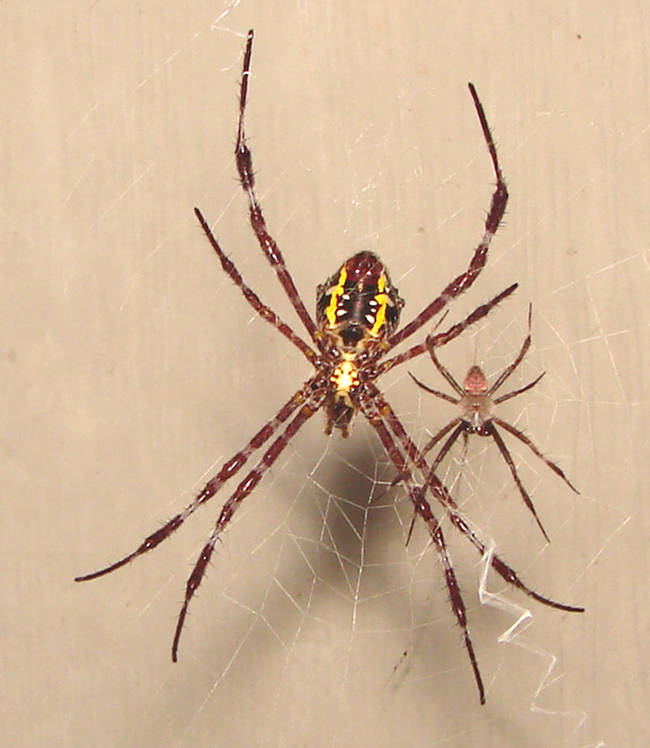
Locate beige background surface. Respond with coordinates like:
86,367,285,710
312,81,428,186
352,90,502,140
3,1,648,746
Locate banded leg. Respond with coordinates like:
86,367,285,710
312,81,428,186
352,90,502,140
492,373,545,406
386,417,461,494
234,29,319,346
365,406,485,704
386,83,509,352
378,283,517,375
400,420,465,547
493,417,579,494
423,421,466,476
370,386,583,613
488,304,532,396
408,370,459,402
194,207,316,364
486,422,550,543
75,380,319,582
172,390,325,660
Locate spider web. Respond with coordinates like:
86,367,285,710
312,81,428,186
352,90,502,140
144,320,605,747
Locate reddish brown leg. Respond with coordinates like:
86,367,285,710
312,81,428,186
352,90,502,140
486,421,550,543
402,417,463,546
194,207,316,365
424,421,466,475
386,83,508,352
379,283,518,375
75,379,320,583
493,417,579,494
422,347,465,396
366,408,486,704
369,386,583,614
172,391,324,660
493,372,545,405
234,30,319,346
408,371,458,403
387,418,461,496
488,304,532,396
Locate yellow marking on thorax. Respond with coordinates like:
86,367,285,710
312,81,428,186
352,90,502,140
331,352,359,393
325,266,347,328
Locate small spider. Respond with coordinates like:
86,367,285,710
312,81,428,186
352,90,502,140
76,30,582,704
407,305,579,544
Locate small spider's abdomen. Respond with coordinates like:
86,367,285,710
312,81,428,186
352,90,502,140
316,251,404,352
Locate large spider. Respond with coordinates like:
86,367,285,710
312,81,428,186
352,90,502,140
76,30,583,704
402,305,579,544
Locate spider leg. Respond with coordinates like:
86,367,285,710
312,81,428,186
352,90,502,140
401,420,464,546
485,421,550,543
424,346,465,396
425,421,466,475
408,371,458,403
386,84,508,351
488,303,532,396
194,207,316,365
75,380,320,583
388,417,461,493
447,512,584,612
493,372,545,405
379,283,518,375
492,416,579,494
364,404,485,704
373,388,583,613
172,389,325,660
234,29,319,346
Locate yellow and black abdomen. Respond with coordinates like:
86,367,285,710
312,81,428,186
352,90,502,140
316,251,404,351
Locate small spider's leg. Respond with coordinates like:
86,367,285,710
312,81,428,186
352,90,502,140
366,408,485,704
386,85,508,352
402,420,464,547
493,372,545,405
194,207,316,365
488,304,533,396
379,283,518,375
428,283,518,351
387,417,461,492
234,30,320,347
373,389,583,613
486,422,550,543
172,389,325,661
492,417,579,494
424,346,465,396
75,381,318,583
408,371,458,403
425,421,466,475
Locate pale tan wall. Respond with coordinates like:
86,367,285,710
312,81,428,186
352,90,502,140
3,2,647,746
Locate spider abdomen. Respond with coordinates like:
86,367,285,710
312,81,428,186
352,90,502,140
316,251,404,353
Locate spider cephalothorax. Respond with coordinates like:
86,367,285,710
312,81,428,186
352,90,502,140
316,251,404,434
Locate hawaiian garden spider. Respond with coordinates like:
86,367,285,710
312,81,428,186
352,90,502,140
76,29,583,704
